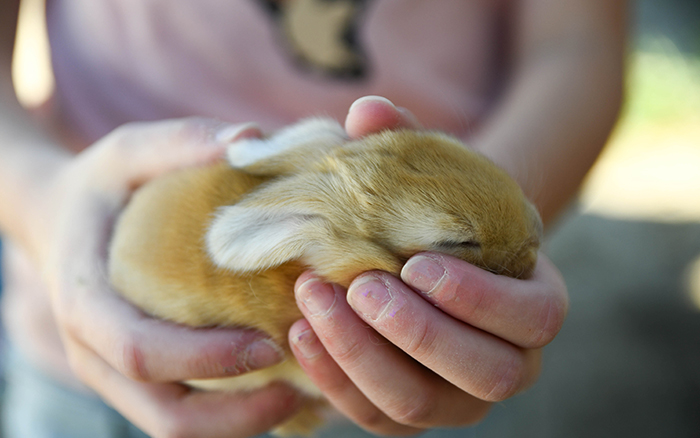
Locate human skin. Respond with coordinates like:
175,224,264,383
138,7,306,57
0,0,624,437
288,98,567,435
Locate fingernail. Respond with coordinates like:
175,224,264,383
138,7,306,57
348,275,402,321
291,328,325,360
401,255,445,294
298,278,337,317
242,338,284,370
215,122,261,143
396,107,422,128
349,95,396,113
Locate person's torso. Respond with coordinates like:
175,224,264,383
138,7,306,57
47,0,508,145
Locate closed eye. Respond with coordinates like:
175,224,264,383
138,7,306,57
435,240,481,250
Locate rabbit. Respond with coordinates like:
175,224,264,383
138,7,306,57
108,117,543,436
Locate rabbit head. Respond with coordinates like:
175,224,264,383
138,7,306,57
207,119,542,286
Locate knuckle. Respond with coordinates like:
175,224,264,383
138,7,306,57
527,293,568,348
114,332,150,381
318,372,354,397
480,353,527,402
329,335,368,368
388,390,438,427
403,317,441,361
459,277,489,325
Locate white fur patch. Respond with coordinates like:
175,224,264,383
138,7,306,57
206,205,321,272
388,204,472,249
226,138,287,168
226,118,346,168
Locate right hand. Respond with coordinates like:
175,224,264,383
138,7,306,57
33,118,303,438
286,97,567,436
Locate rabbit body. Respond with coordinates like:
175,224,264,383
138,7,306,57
108,118,542,436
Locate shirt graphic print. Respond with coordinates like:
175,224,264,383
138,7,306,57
255,0,372,79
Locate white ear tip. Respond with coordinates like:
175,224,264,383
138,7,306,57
226,118,347,169
205,211,238,268
205,205,315,273
226,139,270,168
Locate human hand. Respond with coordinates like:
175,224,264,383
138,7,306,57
287,96,569,435
37,119,303,438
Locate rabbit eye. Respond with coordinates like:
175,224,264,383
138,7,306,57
436,240,481,250
458,240,481,249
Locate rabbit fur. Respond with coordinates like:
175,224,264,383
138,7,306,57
108,118,543,436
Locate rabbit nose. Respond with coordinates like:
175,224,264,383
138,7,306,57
516,247,539,279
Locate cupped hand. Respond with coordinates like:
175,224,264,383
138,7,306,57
38,118,302,438
288,96,569,435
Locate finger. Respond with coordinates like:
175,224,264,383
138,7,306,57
70,291,284,382
49,194,283,383
346,272,542,402
345,96,421,139
67,341,301,438
288,318,423,436
401,252,569,348
92,118,261,193
295,273,492,429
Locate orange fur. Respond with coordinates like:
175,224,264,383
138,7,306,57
108,120,542,436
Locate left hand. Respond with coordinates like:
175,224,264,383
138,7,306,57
38,119,302,438
287,96,569,436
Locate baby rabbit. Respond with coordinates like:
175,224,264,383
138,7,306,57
109,118,543,436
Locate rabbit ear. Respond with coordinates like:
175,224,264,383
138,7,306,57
206,202,402,284
206,204,327,273
226,118,347,175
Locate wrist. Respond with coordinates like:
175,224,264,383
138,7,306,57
0,140,72,261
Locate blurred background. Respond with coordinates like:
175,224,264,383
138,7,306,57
6,0,700,437
477,1,700,436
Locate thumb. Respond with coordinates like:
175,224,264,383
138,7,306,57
345,96,421,139
95,118,261,191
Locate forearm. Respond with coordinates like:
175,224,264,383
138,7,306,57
0,6,71,257
474,0,626,225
